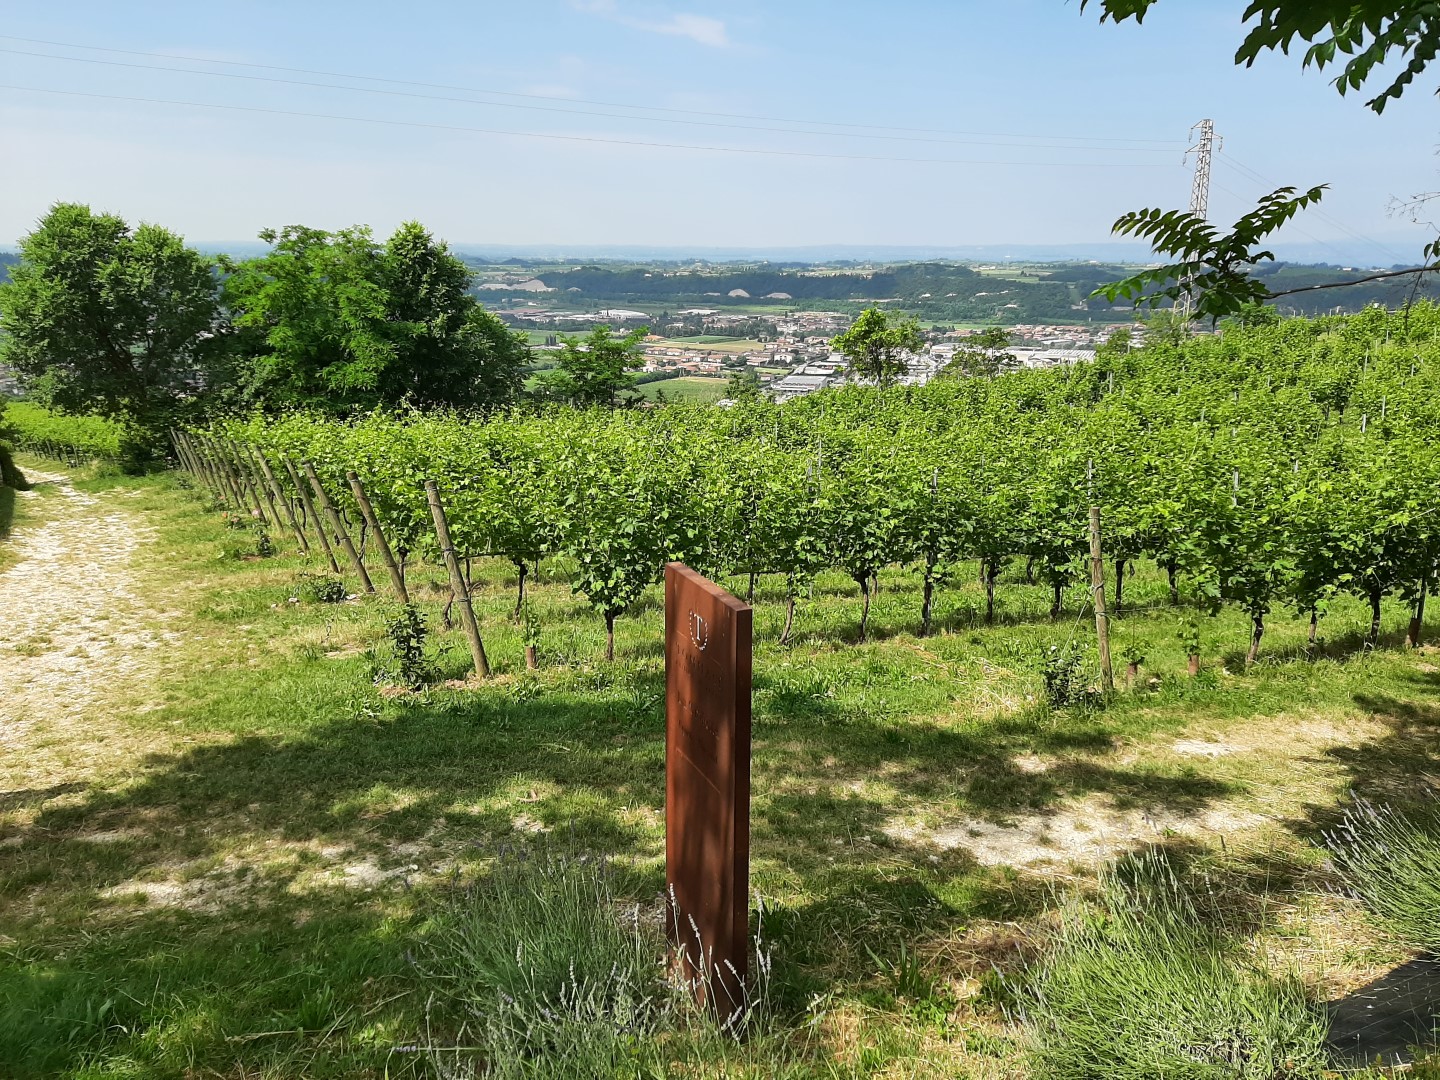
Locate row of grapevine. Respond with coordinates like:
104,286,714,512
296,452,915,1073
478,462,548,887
5,402,126,463
194,304,1440,671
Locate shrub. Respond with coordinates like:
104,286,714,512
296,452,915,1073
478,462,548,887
376,604,433,689
296,572,347,604
0,441,28,491
418,848,673,1078
416,848,791,1078
1326,796,1440,952
1040,641,1088,708
1021,851,1328,1080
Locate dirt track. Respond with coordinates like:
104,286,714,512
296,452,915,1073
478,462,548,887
0,470,176,783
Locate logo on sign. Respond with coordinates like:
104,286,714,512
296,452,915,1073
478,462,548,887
688,610,709,652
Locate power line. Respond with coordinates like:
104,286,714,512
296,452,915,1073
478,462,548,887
0,47,1183,154
0,83,1182,168
1218,151,1411,265
1211,179,1358,266
0,33,1187,149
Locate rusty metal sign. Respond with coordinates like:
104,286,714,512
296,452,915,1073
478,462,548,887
664,562,752,1015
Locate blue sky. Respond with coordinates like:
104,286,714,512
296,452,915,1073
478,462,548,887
0,1,1433,263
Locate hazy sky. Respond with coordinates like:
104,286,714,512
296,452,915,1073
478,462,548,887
0,1,1434,262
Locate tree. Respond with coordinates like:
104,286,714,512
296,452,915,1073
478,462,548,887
537,325,648,408
0,203,227,450
831,308,924,387
725,369,762,399
944,326,1015,378
1086,2,1440,115
1083,1,1440,315
225,222,527,412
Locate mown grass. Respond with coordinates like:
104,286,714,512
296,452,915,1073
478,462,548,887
636,375,731,402
1,461,1438,1076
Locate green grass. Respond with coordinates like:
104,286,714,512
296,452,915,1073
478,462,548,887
636,376,730,402
2,465,1439,1076
1328,798,1440,953
662,335,767,352
1022,850,1329,1079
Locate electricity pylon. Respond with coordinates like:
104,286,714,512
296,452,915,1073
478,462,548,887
1180,119,1221,320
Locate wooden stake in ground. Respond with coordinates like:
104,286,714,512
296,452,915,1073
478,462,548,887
284,457,341,574
226,438,271,527
203,435,245,510
213,436,252,515
426,480,490,679
255,450,309,554
239,443,281,528
1089,505,1114,694
184,433,218,497
184,434,219,500
347,471,408,603
302,461,374,593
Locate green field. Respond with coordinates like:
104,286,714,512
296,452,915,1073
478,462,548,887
663,335,767,352
637,375,730,402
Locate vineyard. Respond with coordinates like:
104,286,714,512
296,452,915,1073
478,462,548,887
203,303,1440,675
5,305,1440,1077
5,402,127,465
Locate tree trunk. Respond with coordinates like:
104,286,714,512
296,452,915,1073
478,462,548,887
513,560,527,618
1246,613,1264,667
1125,661,1139,685
1367,585,1383,648
1409,571,1429,648
605,611,616,662
857,576,872,643
1024,556,1036,585
747,571,757,603
984,560,997,625
780,592,796,646
920,555,936,638
1166,560,1179,606
1113,557,1126,613
525,645,538,671
1050,581,1063,620
1308,607,1319,647
1188,653,1200,677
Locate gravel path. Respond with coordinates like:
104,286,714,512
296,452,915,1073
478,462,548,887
0,469,177,781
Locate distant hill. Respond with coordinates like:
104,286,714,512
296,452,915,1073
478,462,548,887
519,262,1086,322
0,252,18,284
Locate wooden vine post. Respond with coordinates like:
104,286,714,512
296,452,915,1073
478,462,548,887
284,457,341,574
169,431,197,481
226,438,271,526
186,434,218,498
255,450,309,554
240,443,281,528
194,435,233,507
348,471,409,603
211,436,249,512
1088,505,1115,694
302,460,374,593
426,480,490,679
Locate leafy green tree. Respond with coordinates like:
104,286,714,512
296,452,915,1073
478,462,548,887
725,369,762,399
538,325,647,408
1084,1,1440,313
831,308,924,387
225,222,526,412
1086,2,1440,115
944,326,1015,379
0,203,227,451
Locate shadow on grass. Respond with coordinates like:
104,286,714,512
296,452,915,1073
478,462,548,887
1221,623,1427,671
